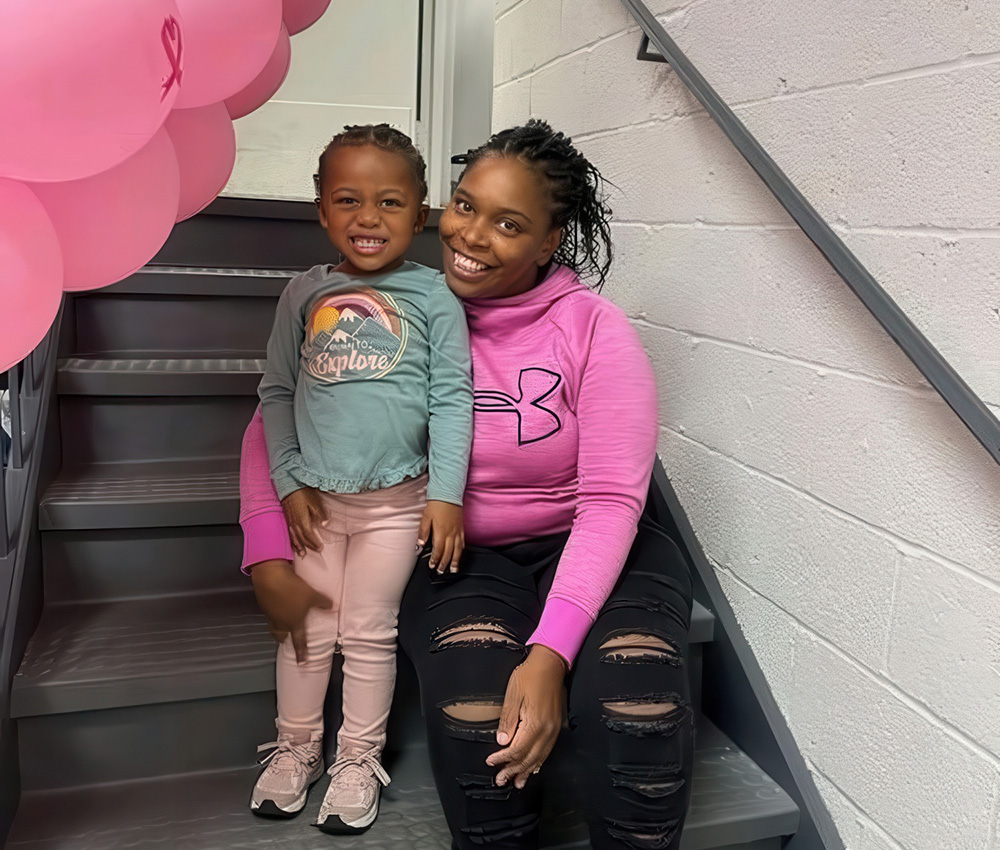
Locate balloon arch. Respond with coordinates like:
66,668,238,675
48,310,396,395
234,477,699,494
0,0,331,370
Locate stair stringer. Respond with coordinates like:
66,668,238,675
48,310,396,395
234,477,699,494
648,459,843,850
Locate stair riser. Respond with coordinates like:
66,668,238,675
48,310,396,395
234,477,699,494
43,527,247,603
18,665,427,790
60,396,260,465
18,692,277,790
74,294,279,356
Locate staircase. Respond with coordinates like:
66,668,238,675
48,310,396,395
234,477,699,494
5,209,800,849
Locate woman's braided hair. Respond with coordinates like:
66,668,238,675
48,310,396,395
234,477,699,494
315,123,428,203
453,119,614,290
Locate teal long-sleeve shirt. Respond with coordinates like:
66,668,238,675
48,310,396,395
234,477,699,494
258,261,473,505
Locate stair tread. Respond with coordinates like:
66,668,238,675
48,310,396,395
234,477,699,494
8,725,798,850
61,356,266,373
39,460,240,530
58,356,265,396
96,266,295,297
11,590,716,719
11,590,274,717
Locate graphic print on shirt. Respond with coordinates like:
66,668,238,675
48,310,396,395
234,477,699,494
473,367,563,445
301,287,408,383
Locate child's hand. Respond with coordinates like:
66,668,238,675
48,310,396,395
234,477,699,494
418,501,464,574
281,487,327,555
250,559,334,663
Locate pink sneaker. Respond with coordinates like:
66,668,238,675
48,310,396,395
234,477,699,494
250,732,324,818
315,744,391,834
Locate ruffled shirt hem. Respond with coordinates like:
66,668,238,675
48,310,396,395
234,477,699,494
283,457,429,498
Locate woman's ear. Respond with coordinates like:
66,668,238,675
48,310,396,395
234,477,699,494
537,227,563,266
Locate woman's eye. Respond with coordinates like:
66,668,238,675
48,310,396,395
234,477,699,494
455,200,473,213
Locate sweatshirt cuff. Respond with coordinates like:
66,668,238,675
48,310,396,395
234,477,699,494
526,597,595,668
241,511,294,574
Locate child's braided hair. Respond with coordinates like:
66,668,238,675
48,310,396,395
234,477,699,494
453,119,614,290
314,124,428,203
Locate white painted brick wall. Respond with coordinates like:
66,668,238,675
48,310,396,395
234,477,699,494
493,1,1000,846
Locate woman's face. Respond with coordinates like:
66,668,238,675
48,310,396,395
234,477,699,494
438,156,562,300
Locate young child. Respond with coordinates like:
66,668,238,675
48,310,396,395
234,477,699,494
244,124,472,833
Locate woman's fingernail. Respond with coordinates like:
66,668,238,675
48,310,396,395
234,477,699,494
417,538,425,547
515,779,525,789
497,732,509,745
495,776,507,787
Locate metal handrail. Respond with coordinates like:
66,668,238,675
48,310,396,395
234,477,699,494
620,0,1000,464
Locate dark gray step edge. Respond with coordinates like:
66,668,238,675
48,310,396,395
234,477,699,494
10,597,712,719
95,267,294,297
58,358,264,396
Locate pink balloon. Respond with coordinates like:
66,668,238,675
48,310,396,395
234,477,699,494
283,0,332,36
0,0,183,183
165,104,237,222
0,180,63,371
30,130,181,293
225,24,292,120
174,0,282,109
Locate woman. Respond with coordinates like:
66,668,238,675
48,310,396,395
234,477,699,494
245,120,694,849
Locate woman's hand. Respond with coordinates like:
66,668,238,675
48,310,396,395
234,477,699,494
281,487,327,556
486,644,568,788
250,559,334,663
418,500,465,574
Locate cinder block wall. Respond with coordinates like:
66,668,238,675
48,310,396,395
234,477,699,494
492,2,1000,848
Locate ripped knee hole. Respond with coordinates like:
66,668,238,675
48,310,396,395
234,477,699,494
430,618,523,652
599,631,681,665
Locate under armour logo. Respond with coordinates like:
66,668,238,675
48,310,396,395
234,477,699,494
161,16,184,100
474,368,562,445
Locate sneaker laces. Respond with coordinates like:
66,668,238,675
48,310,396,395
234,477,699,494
327,746,391,789
257,737,319,780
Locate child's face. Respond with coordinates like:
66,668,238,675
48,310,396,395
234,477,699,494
318,144,429,275
439,155,562,300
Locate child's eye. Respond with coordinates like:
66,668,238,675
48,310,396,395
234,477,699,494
454,200,473,214
498,219,519,233
381,199,401,207
337,197,358,205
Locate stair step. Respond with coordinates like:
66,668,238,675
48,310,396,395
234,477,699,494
43,526,247,603
8,724,797,850
39,460,240,530
11,590,274,718
58,357,265,396
13,589,716,719
105,267,295,297
72,278,285,357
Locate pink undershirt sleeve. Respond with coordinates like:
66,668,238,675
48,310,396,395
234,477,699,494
239,405,294,573
525,308,658,665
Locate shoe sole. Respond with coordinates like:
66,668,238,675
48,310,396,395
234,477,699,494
315,794,380,835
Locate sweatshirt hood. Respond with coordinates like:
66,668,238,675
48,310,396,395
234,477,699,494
461,264,588,331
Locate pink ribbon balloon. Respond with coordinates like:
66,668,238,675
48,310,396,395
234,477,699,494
30,130,181,292
0,180,63,371
174,0,283,109
166,104,237,222
282,0,332,36
225,24,292,120
0,0,183,183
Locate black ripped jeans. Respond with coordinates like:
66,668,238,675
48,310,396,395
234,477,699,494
399,515,694,850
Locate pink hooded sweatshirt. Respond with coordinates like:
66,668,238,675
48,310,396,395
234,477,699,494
240,264,658,665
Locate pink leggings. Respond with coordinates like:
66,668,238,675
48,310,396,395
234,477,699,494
276,474,427,753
